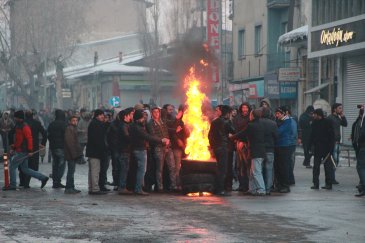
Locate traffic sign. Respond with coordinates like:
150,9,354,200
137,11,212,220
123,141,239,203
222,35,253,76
109,96,120,107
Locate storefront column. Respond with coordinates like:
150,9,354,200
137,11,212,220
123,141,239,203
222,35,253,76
336,56,343,104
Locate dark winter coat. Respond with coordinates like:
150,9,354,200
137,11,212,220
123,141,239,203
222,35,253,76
208,116,229,150
86,118,107,159
47,110,67,150
261,118,278,153
309,118,335,156
25,117,47,152
146,119,169,148
129,122,162,150
231,119,266,158
107,120,131,153
327,114,347,142
298,111,313,143
64,124,83,161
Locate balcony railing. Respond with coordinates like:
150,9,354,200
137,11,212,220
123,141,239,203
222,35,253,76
267,0,290,9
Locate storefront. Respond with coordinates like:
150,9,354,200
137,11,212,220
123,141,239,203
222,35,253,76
309,15,365,144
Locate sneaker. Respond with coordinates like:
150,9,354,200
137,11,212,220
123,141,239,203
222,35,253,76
41,177,49,189
2,186,16,191
118,188,133,195
135,190,149,196
65,188,81,194
355,191,365,197
52,183,66,189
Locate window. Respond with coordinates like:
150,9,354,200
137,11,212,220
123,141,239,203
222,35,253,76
255,25,262,55
238,29,245,59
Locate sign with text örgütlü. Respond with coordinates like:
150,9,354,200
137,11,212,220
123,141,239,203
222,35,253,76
207,0,220,83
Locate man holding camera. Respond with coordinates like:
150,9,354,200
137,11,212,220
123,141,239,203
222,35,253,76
328,103,347,184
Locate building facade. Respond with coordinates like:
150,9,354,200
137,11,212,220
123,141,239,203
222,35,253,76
308,0,365,144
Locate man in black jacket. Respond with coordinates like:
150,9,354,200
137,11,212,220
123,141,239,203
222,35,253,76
231,109,266,196
352,105,365,197
261,107,278,195
309,109,335,190
130,110,169,195
86,109,108,195
19,110,47,188
209,105,232,196
47,109,67,188
299,105,314,168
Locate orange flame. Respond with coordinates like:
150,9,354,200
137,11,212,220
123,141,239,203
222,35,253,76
182,66,211,161
187,192,212,197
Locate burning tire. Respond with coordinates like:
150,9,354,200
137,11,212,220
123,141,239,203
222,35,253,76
180,159,217,194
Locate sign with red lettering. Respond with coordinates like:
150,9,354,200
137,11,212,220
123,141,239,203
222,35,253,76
207,0,220,83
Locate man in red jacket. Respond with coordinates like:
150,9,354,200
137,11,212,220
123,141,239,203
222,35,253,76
2,110,49,191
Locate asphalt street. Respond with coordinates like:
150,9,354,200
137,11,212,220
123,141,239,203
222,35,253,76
0,154,364,242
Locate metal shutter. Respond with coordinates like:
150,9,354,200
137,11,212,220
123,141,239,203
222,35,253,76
343,56,365,145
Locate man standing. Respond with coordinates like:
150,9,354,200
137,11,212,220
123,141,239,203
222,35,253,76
3,110,48,191
64,116,83,194
299,105,315,168
208,105,232,196
19,110,47,188
48,109,67,188
147,106,176,192
86,109,108,195
327,103,347,184
309,109,335,190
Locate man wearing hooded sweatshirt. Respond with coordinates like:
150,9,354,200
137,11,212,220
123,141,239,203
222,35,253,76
299,105,315,168
232,102,251,192
48,109,67,188
260,98,275,120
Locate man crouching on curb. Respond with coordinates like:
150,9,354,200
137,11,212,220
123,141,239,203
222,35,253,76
3,110,49,191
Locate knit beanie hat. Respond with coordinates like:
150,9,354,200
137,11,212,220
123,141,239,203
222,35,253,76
133,109,144,121
93,109,104,118
14,110,25,120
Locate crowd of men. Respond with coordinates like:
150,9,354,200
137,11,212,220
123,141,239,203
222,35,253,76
1,99,364,197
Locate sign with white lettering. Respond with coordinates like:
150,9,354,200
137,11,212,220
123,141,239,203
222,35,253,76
207,0,220,83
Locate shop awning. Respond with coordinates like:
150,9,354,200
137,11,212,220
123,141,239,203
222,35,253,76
304,82,329,94
278,25,308,47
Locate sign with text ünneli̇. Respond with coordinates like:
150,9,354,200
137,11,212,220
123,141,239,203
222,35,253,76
207,0,220,83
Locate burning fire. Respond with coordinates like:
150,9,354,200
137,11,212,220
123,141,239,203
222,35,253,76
187,192,212,197
182,66,211,161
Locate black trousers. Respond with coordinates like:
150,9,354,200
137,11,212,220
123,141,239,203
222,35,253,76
313,153,333,186
302,140,312,166
214,147,228,193
99,154,110,188
144,149,156,191
274,147,291,190
19,154,39,187
224,150,234,191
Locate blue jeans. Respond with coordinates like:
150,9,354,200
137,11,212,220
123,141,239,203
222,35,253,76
356,148,365,191
118,152,130,189
332,143,340,181
249,158,265,194
133,150,147,193
153,147,176,190
10,152,47,188
65,159,78,189
51,148,66,186
263,152,274,193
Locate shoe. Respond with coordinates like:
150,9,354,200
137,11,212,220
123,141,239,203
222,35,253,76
279,187,290,193
52,183,66,189
332,180,339,185
41,177,49,188
306,165,313,169
355,191,365,197
251,192,266,196
2,186,16,191
23,185,31,189
65,188,81,194
113,186,118,191
106,181,114,186
100,187,111,192
135,190,149,196
321,185,332,190
118,188,133,195
88,191,107,195
311,185,319,190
